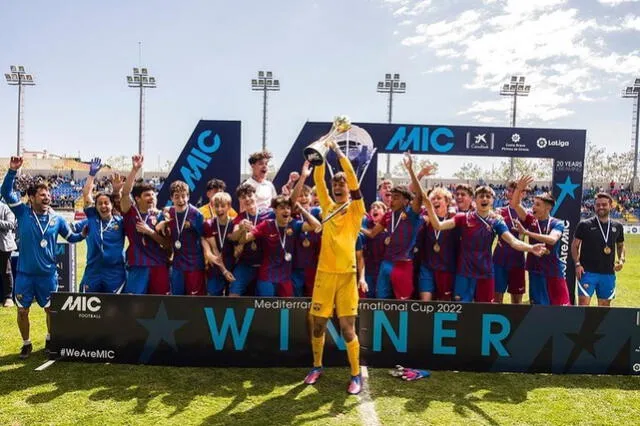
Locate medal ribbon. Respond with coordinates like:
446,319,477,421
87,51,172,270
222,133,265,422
174,207,188,244
99,216,115,251
217,216,230,249
32,210,52,243
596,216,611,248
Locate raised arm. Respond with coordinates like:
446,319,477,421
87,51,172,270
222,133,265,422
403,153,427,214
313,159,332,211
120,155,143,214
1,157,25,210
423,195,456,231
510,175,534,221
83,157,103,207
335,144,366,217
298,202,322,232
290,161,312,210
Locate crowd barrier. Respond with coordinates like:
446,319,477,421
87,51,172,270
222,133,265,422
50,293,640,375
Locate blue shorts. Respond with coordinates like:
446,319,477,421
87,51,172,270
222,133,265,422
81,264,126,294
578,272,616,300
14,272,58,309
419,265,435,294
124,265,170,295
528,272,550,305
363,273,376,298
376,261,394,299
454,275,494,303
291,269,305,297
206,275,226,296
229,263,258,295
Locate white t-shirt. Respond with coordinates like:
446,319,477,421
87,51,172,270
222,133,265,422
246,177,277,211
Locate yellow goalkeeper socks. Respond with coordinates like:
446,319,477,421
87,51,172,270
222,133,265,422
312,334,325,368
346,337,360,377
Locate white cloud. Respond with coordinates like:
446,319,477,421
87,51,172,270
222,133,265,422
423,64,453,73
391,0,640,123
598,0,639,6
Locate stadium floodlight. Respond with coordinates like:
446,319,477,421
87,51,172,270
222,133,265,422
251,70,281,151
377,72,407,178
500,75,532,179
126,66,157,175
622,77,640,191
5,65,36,155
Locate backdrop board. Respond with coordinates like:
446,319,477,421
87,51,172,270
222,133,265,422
11,241,76,293
157,120,241,209
273,122,586,303
50,294,640,375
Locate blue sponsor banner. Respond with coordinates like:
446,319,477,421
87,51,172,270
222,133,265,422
158,120,241,208
273,122,586,302
50,294,639,375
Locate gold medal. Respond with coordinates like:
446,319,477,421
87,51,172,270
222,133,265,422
251,242,257,251
604,246,612,255
384,236,391,246
400,212,406,220
286,228,293,236
302,239,310,248
433,243,441,253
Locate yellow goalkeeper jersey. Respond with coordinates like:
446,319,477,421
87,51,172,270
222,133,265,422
314,156,366,274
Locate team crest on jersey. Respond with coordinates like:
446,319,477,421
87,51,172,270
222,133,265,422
400,212,407,220
112,224,119,231
312,303,322,312
184,221,191,229
286,228,293,236
49,219,56,226
612,227,617,232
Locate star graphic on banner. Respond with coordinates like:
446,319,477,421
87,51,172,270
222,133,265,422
563,309,607,372
136,302,188,363
551,176,580,215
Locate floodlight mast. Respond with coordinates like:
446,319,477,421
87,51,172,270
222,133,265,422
622,78,640,191
5,65,36,156
377,73,407,178
126,67,156,176
500,75,531,179
251,71,280,151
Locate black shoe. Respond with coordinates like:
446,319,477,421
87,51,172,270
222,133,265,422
19,343,32,359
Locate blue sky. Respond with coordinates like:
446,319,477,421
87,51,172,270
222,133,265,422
1,0,639,177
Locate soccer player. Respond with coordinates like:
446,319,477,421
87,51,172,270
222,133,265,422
202,192,236,296
418,187,457,301
510,176,570,306
493,180,528,304
240,196,321,296
424,184,545,303
245,151,277,211
454,184,474,212
199,178,238,220
361,155,423,300
157,181,206,296
228,184,274,296
377,179,393,208
289,162,322,297
303,139,366,395
361,201,388,298
572,192,625,306
2,156,86,358
0,199,17,307
79,157,126,293
120,155,171,295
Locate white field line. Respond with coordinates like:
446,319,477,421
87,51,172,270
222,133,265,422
358,366,381,426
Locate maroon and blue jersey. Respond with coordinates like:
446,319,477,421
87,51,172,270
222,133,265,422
252,219,303,282
492,206,526,269
123,208,167,267
167,205,204,271
422,214,457,273
524,213,565,278
381,207,423,262
233,209,274,266
454,212,509,279
362,215,388,279
204,216,236,279
293,207,322,270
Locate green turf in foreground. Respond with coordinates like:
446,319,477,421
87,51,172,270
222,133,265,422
0,236,638,425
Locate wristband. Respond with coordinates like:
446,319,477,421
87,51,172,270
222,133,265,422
575,262,581,267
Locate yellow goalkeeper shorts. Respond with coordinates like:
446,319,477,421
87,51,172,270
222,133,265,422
310,270,358,318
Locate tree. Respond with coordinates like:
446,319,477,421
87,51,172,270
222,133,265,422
105,156,131,171
583,141,607,185
453,162,483,180
486,158,552,181
391,155,439,178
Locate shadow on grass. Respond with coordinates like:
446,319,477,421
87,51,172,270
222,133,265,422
0,351,356,425
369,369,640,425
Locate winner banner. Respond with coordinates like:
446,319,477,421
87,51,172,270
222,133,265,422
50,294,640,375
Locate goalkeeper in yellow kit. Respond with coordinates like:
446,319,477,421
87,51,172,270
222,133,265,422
303,139,366,395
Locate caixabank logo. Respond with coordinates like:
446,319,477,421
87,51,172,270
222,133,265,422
537,137,570,149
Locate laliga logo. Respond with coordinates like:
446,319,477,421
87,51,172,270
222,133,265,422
537,137,570,149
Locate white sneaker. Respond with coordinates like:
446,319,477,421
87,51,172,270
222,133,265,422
3,299,14,307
